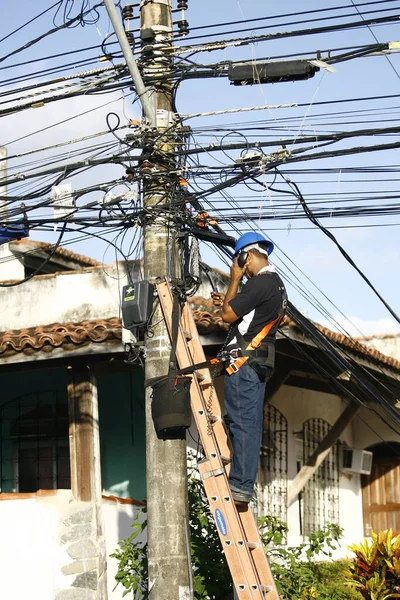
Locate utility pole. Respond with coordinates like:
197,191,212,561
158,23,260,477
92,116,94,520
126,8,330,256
0,147,7,222
139,2,192,599
104,1,191,596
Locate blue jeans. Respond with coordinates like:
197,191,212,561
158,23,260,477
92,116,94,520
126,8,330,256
224,363,267,495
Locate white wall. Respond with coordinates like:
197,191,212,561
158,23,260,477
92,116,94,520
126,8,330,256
352,406,400,450
0,244,24,281
0,491,143,600
0,491,72,600
271,384,363,552
0,262,136,329
361,335,400,361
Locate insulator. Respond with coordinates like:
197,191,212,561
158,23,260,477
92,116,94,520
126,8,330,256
122,4,134,21
177,1,188,9
177,19,189,36
125,30,135,47
125,167,136,180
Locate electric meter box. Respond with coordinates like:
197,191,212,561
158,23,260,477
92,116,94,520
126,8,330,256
122,280,155,330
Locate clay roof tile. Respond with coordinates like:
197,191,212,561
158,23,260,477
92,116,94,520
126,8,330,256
0,297,398,372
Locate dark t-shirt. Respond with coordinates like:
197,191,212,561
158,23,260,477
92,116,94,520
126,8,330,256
228,270,285,345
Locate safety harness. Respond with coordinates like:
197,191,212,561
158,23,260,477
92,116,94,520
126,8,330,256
177,272,287,378
225,272,287,375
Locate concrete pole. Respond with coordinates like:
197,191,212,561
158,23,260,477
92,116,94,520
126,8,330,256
0,146,8,222
140,2,192,599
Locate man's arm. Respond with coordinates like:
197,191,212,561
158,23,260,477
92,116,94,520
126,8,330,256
222,257,246,323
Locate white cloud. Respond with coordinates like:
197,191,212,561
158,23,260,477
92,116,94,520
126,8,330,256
318,314,400,338
3,88,136,152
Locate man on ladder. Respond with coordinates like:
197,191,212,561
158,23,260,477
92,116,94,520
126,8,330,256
212,232,287,504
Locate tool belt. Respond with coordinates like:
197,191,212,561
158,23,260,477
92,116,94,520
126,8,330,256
226,324,278,376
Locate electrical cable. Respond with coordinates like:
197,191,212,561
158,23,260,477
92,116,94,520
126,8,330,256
173,13,400,56
179,5,400,44
0,2,63,45
276,175,400,326
0,1,104,65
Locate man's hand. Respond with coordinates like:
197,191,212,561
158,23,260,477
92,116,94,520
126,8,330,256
221,256,245,323
230,255,247,281
211,291,225,307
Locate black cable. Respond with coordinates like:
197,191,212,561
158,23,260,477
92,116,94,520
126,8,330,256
180,4,399,44
350,0,400,82
284,303,400,431
0,2,104,65
278,176,400,326
3,90,135,147
188,0,397,32
175,13,400,53
53,0,101,28
0,2,63,45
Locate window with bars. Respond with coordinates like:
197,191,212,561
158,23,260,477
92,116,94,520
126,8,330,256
258,404,288,523
301,418,339,535
0,391,70,493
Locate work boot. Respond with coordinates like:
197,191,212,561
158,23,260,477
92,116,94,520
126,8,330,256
229,484,252,505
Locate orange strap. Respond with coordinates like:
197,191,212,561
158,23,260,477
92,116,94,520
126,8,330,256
226,315,283,375
246,315,281,350
226,356,248,375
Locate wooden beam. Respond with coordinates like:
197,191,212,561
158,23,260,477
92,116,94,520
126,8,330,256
287,402,360,507
67,366,102,502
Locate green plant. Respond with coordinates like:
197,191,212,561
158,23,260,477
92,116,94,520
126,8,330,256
344,529,400,600
111,473,233,600
258,517,356,600
111,477,357,600
110,508,148,598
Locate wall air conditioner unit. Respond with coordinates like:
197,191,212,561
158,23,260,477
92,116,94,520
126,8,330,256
341,447,373,475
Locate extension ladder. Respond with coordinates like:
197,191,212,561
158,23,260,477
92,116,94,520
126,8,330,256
157,281,279,600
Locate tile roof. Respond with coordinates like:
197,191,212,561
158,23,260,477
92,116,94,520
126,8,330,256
285,316,400,371
0,318,121,358
188,298,400,372
0,297,399,372
188,296,229,334
11,239,101,267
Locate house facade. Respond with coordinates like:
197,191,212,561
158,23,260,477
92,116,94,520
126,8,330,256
0,240,399,599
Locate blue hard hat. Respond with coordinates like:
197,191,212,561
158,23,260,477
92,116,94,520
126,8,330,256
234,232,274,256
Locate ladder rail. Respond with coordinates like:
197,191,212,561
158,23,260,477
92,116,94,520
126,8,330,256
156,281,279,599
181,288,279,596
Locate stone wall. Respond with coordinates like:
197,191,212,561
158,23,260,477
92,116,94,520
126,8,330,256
57,501,107,600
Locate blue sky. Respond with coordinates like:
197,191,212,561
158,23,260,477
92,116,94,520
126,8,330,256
1,0,400,336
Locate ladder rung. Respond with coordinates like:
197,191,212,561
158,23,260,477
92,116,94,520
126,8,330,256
209,413,221,423
246,541,259,550
210,452,231,465
249,584,273,593
202,467,225,480
181,328,193,340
